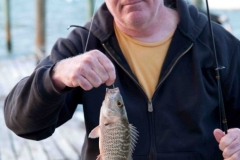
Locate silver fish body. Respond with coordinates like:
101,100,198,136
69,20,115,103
89,88,138,160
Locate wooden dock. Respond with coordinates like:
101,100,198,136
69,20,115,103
0,55,36,100
0,101,86,160
0,55,86,160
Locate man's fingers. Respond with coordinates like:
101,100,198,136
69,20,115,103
213,128,240,159
76,76,93,91
92,59,110,84
220,130,238,152
97,54,116,86
53,50,116,90
85,50,116,86
214,129,225,143
224,151,240,160
83,69,103,88
223,139,240,158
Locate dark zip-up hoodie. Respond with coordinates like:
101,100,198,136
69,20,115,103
4,0,240,159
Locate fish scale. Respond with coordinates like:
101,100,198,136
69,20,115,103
102,120,130,159
89,88,138,160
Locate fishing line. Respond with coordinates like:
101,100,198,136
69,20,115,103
85,0,116,89
205,0,228,134
67,0,99,53
84,0,99,53
68,1,116,88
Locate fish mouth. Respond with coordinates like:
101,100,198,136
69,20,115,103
106,87,119,93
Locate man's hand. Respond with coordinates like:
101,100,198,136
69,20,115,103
51,50,116,91
214,128,240,160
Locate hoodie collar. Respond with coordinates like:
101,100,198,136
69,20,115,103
84,0,208,43
176,0,208,41
84,3,114,42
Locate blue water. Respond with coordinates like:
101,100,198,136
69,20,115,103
0,1,239,58
0,0,104,58
212,10,240,39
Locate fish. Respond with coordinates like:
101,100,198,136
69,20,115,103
89,87,138,160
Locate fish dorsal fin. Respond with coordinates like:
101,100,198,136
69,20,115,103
89,126,100,139
129,124,139,155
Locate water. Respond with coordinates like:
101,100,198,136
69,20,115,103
0,0,104,58
0,1,239,58
212,9,240,39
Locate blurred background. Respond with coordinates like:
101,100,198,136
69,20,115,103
0,0,239,159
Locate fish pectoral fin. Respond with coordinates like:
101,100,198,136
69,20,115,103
89,126,100,139
129,124,139,154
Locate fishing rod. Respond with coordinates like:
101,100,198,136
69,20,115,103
205,0,228,134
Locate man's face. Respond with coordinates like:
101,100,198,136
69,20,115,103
105,0,163,29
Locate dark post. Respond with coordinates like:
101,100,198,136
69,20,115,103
4,0,12,52
35,0,46,62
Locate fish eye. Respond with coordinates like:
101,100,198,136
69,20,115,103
104,123,110,126
117,100,123,108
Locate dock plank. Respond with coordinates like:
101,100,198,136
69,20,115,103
52,129,79,160
0,55,36,99
41,138,65,160
58,127,85,156
27,140,48,160
0,107,16,160
58,113,86,156
0,101,86,160
10,132,32,160
0,56,86,160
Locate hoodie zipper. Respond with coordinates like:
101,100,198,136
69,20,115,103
103,42,193,159
102,42,193,106
149,43,194,112
102,43,148,100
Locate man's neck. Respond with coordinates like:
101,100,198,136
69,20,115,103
115,7,179,43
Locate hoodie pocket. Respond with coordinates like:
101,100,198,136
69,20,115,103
157,152,202,160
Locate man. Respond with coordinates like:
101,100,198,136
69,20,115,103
4,0,240,159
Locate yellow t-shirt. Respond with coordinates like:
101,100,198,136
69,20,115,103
114,24,174,99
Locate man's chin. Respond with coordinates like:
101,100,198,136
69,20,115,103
124,12,147,26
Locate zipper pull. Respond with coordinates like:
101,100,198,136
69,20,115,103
148,100,153,112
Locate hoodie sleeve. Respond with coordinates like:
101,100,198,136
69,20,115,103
3,28,89,140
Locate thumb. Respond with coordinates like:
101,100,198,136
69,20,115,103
213,129,225,143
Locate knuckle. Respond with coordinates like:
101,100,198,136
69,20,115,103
78,66,86,74
86,70,95,78
106,65,116,78
219,144,223,151
69,73,78,81
105,62,114,71
231,154,239,160
223,149,231,158
220,139,228,148
79,81,92,91
92,78,102,88
86,72,102,88
83,56,94,65
71,81,78,88
101,73,109,82
71,74,78,81
229,142,240,151
89,49,101,56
